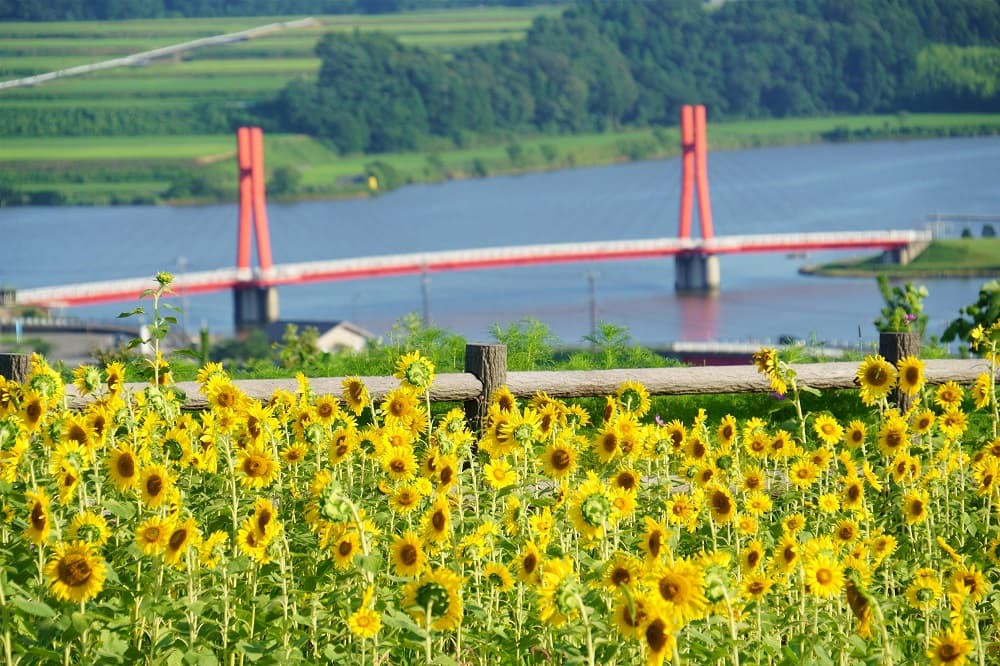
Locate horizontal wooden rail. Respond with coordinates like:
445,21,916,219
54,358,992,411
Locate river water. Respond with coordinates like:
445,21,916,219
3,136,999,349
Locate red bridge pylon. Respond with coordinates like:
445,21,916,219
675,104,720,292
236,126,274,279
678,104,714,241
234,127,279,334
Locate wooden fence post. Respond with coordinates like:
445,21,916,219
0,352,31,383
464,343,507,433
879,331,920,412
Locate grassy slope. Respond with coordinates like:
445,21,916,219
801,238,1000,277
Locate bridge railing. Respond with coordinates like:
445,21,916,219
1,345,986,413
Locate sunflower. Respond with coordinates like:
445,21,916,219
973,457,1000,497
613,467,641,494
596,551,639,592
421,496,452,547
44,541,107,603
938,407,969,441
136,515,172,556
347,605,382,640
972,372,992,410
741,572,774,602
876,415,909,458
646,557,707,625
514,541,543,584
236,519,271,564
843,420,867,449
24,488,52,545
539,437,578,479
896,356,926,396
482,561,515,592
662,419,687,453
813,415,844,446
744,430,770,459
594,422,623,464
199,531,229,569
390,531,426,577
483,458,518,490
18,388,47,434
743,490,772,517
380,385,420,425
389,483,425,515
435,453,459,492
856,355,897,405
706,484,736,524
612,593,651,639
902,488,929,524
395,351,436,391
338,377,369,416
104,361,126,397
740,540,765,572
841,475,866,512
716,414,737,450
568,472,614,542
106,441,141,491
237,445,279,489
332,530,360,571
251,497,281,542
313,394,341,425
616,380,651,417
788,459,821,488
934,381,965,410
951,564,989,605
927,626,973,666
381,445,418,483
803,553,844,598
774,534,800,573
164,516,200,568
664,492,700,532
204,375,244,412
536,556,579,627
683,433,710,464
68,511,111,547
904,568,943,612
912,408,936,435
401,567,463,631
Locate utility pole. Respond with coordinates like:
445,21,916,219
587,271,597,337
421,265,430,326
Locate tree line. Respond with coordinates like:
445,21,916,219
262,0,1000,153
0,0,552,21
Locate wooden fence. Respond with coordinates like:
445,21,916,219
2,344,993,418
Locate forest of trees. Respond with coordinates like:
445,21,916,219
0,0,553,21
3,0,998,153
263,0,1000,153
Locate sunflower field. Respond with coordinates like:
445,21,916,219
2,322,1000,665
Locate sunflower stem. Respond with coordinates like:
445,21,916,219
572,591,596,666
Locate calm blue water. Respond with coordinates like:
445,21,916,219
3,136,999,348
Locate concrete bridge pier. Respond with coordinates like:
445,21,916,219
882,240,931,266
234,285,279,336
675,253,721,292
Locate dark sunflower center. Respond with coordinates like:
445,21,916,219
401,544,418,566
146,475,163,496
658,577,682,602
431,510,446,531
523,553,537,574
816,569,833,585
169,529,187,551
117,454,136,478
552,449,571,470
338,540,353,557
645,619,669,652
440,466,453,485
57,553,92,587
610,567,631,586
30,503,46,531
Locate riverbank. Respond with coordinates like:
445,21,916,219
3,113,999,207
800,238,1000,278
